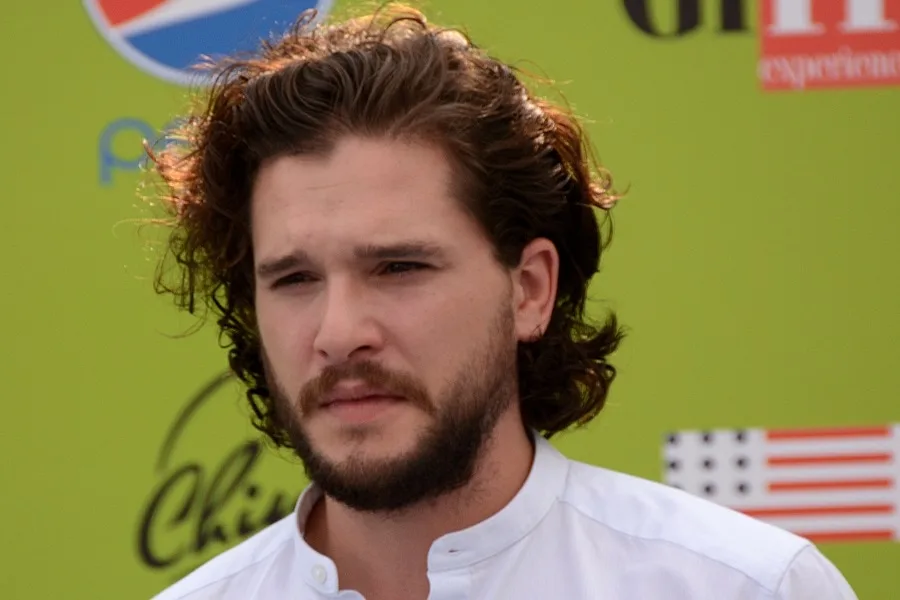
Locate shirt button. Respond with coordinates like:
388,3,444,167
311,565,327,584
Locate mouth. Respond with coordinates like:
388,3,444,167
320,394,405,425
317,382,406,424
321,393,402,407
320,384,403,407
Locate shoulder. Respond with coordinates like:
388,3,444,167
151,514,297,600
558,459,821,594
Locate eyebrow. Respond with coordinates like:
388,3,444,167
354,242,446,262
255,241,447,279
255,250,311,280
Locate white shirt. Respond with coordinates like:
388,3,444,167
152,436,858,599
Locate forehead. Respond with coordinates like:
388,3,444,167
250,136,484,257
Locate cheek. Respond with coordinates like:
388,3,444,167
394,283,501,368
257,301,314,388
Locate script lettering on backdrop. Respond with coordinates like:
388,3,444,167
136,372,301,580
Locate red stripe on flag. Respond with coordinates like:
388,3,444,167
769,478,895,492
766,426,890,440
794,530,895,543
741,504,894,518
768,453,892,466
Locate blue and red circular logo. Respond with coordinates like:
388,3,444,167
84,0,332,85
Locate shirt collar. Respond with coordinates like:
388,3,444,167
292,485,337,593
291,433,570,586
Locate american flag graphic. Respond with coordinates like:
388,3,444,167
662,424,899,543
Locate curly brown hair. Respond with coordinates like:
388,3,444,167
148,3,626,446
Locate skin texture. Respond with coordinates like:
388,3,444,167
251,135,559,599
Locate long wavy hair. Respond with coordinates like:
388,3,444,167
148,3,626,446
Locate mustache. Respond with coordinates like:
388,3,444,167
298,360,434,415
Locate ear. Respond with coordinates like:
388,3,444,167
511,238,559,342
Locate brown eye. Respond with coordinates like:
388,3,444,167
272,272,314,288
382,262,427,275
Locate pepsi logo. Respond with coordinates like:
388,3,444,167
84,0,333,85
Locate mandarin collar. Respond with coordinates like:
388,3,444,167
290,434,570,590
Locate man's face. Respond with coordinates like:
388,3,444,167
251,136,521,512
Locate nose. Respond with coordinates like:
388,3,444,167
312,277,383,364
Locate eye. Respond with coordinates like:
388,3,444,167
272,272,315,289
381,262,428,276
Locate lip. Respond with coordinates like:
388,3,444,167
319,381,402,407
320,394,405,425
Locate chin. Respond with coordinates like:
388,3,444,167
310,418,426,459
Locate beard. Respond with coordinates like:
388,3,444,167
265,303,519,513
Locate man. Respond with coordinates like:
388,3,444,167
148,5,858,599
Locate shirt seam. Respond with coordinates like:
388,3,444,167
770,544,814,599
557,495,811,596
165,537,293,599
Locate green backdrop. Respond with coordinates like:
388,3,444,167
1,0,897,598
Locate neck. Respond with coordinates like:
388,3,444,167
303,412,535,600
